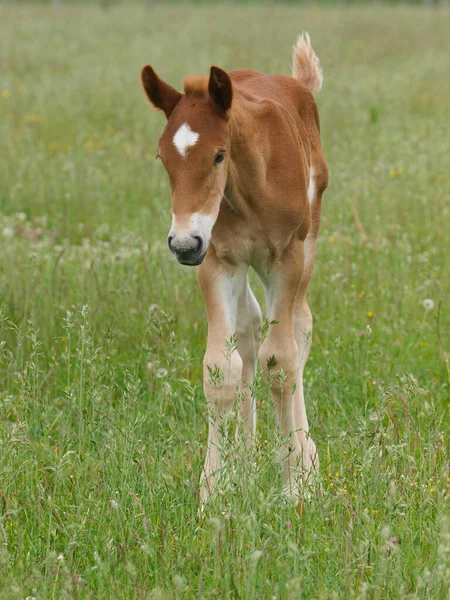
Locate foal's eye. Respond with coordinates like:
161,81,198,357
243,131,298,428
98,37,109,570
214,152,225,166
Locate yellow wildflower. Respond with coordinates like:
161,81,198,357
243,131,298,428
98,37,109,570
389,168,405,178
27,114,44,123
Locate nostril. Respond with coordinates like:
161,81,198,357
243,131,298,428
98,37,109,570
193,236,203,254
168,235,174,251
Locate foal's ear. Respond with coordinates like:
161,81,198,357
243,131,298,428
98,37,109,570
208,66,233,115
141,65,182,119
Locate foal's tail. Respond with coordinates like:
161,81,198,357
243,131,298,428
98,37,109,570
292,32,323,94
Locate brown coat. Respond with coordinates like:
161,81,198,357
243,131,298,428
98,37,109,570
141,33,328,502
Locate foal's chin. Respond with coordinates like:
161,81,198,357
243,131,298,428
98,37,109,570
177,253,206,267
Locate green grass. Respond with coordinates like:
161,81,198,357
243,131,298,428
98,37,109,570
0,3,449,598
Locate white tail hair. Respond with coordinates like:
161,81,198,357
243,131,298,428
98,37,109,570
292,32,323,94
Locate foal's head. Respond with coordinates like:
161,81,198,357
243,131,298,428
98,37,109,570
141,65,232,266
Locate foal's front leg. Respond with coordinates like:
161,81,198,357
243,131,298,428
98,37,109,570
197,255,246,502
258,238,309,499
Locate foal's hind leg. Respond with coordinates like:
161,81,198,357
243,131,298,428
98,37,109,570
292,160,328,476
236,281,262,446
292,268,319,475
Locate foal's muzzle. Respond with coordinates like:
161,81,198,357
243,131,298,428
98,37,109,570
168,233,206,266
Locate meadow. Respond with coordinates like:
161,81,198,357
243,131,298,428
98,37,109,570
0,3,449,598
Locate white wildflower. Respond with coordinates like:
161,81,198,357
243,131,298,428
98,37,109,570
57,553,64,562
109,499,119,510
2,226,14,238
369,411,380,424
156,368,168,379
422,299,434,311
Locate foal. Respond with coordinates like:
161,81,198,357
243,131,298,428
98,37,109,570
141,33,328,500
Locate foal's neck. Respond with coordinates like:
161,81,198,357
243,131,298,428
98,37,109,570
224,101,265,220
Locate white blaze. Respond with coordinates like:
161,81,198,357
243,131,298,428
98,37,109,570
173,122,199,157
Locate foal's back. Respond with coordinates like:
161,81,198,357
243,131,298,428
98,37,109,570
230,68,322,146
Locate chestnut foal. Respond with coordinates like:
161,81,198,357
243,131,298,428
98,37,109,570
141,33,328,500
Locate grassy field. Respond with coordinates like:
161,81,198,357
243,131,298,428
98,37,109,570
1,3,449,598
